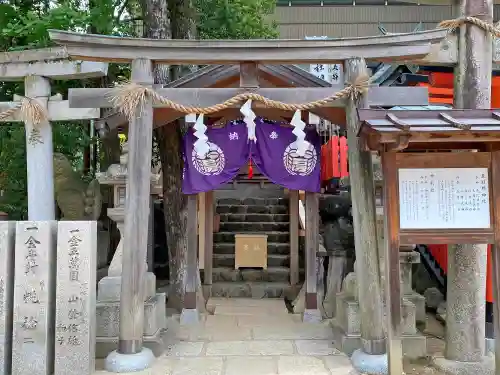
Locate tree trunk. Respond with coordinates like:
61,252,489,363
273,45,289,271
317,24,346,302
142,0,204,312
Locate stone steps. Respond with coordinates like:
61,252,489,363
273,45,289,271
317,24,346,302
209,281,300,299
214,254,290,268
220,222,289,232
214,242,291,255
217,205,288,214
214,231,290,243
218,198,287,206
219,213,289,223
212,266,295,283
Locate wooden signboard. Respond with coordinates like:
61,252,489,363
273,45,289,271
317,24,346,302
235,234,268,269
382,152,497,246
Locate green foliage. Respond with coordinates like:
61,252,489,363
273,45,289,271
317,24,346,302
197,0,278,39
0,0,278,219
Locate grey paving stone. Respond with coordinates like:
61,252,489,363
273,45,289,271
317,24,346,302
277,356,329,375
224,357,277,375
295,340,341,356
206,341,295,356
165,342,204,357
173,357,223,375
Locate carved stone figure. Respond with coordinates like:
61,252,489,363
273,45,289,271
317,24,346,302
53,153,102,220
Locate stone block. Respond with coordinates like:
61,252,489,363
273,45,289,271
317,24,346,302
97,272,156,302
12,221,57,375
404,291,426,325
54,221,97,375
332,325,426,359
95,328,168,358
336,293,360,335
96,292,166,337
0,222,15,375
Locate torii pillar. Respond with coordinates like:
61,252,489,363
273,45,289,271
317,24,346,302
433,1,495,374
0,48,107,220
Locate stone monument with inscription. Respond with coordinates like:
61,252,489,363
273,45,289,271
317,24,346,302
54,221,97,375
0,222,15,375
12,221,57,375
95,143,166,358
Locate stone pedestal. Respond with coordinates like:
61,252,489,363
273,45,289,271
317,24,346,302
95,145,166,358
333,252,426,359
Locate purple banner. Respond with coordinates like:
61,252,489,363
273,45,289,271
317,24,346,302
182,122,250,194
252,119,321,192
182,118,321,194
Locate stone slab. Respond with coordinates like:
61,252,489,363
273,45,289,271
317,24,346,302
225,356,277,375
295,340,341,355
54,221,97,375
432,356,494,375
96,292,166,337
252,324,334,340
0,222,15,375
322,355,356,375
178,325,252,341
277,356,329,375
12,221,57,375
97,272,156,302
95,328,168,358
172,357,223,375
205,340,295,356
165,342,204,357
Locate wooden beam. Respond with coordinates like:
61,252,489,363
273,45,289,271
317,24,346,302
0,47,68,63
0,60,108,81
49,29,447,64
68,86,429,109
118,58,154,355
0,98,100,122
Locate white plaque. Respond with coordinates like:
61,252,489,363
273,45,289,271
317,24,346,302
398,168,490,229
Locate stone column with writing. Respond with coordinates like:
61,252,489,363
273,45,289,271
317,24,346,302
54,221,97,375
95,143,166,358
0,222,15,375
12,221,56,375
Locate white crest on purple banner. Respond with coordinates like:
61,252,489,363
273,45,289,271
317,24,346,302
191,142,226,176
283,141,317,176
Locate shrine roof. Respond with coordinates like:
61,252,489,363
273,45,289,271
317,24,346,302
358,109,500,150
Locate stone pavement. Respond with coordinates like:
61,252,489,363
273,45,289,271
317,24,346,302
96,298,356,375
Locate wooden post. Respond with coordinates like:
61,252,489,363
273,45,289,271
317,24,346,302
289,190,300,286
183,194,199,315
491,150,500,375
117,58,154,356
304,191,319,321
344,58,386,356
198,192,206,270
204,191,214,285
445,0,492,366
24,75,55,220
381,151,404,375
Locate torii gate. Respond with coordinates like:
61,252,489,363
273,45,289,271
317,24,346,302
0,48,107,220
46,28,451,374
